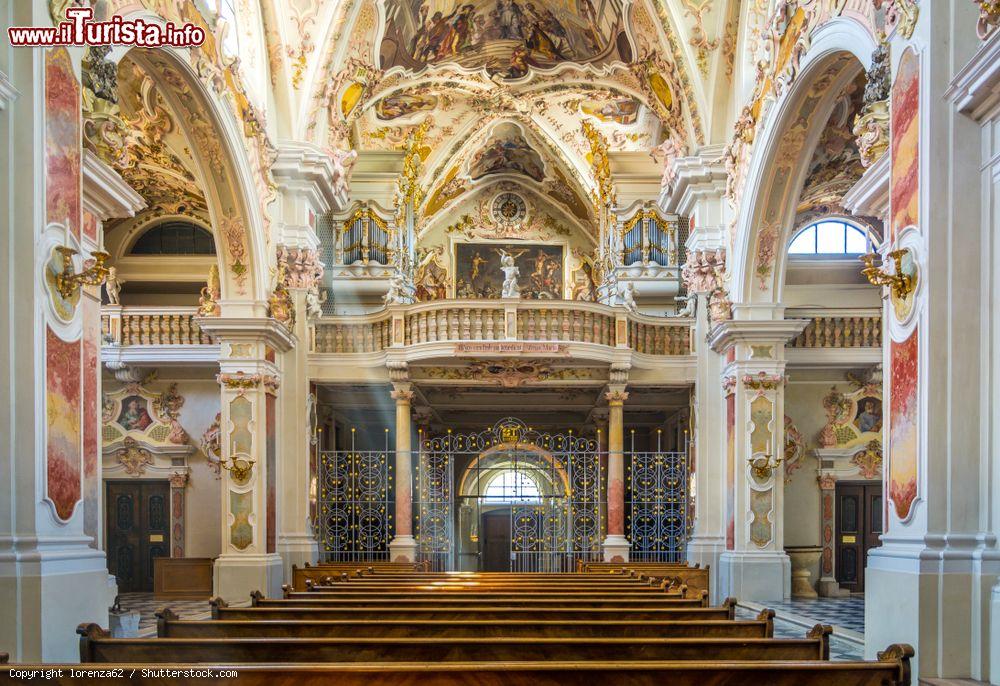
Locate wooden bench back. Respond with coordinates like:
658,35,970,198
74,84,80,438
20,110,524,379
78,622,831,664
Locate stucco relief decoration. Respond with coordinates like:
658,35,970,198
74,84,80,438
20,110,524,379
277,246,324,290
201,413,223,478
681,248,725,294
268,262,296,330
113,437,153,476
783,415,806,482
219,212,249,294
468,359,553,387
743,372,783,393
817,383,882,449
977,1,1000,39
851,440,883,479
414,245,451,302
198,265,222,317
853,40,890,168
102,382,191,452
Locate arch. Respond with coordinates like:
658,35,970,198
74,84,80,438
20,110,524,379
729,17,876,307
104,12,270,303
458,443,571,500
128,220,217,256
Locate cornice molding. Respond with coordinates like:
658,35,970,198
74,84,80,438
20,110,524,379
0,70,19,111
272,140,347,214
194,316,297,353
945,30,1000,121
708,319,810,353
659,145,727,215
841,151,890,221
82,150,147,222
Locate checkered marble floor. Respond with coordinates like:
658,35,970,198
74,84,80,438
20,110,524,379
116,592,212,637
737,596,866,662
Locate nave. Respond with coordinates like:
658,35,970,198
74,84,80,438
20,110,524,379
41,562,911,684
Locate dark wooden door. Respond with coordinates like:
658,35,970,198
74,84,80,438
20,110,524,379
106,481,170,592
835,482,882,592
481,510,511,571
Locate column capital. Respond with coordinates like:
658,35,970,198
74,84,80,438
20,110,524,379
391,382,414,403
605,386,629,406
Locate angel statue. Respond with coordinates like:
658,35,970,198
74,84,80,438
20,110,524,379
305,286,327,321
498,249,521,299
104,266,121,305
616,280,637,312
671,294,696,317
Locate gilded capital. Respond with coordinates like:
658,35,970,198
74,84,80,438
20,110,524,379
605,389,629,406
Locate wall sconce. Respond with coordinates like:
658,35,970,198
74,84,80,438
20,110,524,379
221,453,255,482
860,249,916,300
54,246,111,299
748,452,782,480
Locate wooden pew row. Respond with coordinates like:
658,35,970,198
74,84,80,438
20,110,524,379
292,566,641,588
251,594,709,610
157,607,777,639
300,581,683,593
0,652,921,686
283,586,687,602
211,598,737,622
579,561,699,572
78,622,832,663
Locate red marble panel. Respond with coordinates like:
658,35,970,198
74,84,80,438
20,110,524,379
889,329,919,520
890,47,919,241
45,48,81,238
46,326,81,521
82,297,99,543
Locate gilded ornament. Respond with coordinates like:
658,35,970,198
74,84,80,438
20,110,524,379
977,0,1000,39
198,265,222,317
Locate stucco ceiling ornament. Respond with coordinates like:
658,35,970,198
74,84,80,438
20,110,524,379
468,360,553,388
853,40,890,168
976,0,1000,39
885,0,919,39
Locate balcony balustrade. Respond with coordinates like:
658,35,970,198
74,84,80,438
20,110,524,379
101,306,214,346
786,309,882,348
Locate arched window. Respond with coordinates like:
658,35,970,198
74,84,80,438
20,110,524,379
482,469,541,502
129,221,217,255
788,219,875,256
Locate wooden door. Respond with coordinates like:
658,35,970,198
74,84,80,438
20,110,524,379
481,510,511,572
835,482,882,592
106,481,170,592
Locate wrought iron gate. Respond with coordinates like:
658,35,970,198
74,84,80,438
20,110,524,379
318,445,393,562
417,418,603,572
626,449,689,562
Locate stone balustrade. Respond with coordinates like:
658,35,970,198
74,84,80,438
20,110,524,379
313,300,693,356
101,306,214,346
786,309,882,348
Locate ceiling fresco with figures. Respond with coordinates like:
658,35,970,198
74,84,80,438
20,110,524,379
378,0,632,79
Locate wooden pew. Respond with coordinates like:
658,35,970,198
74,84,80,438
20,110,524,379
157,607,776,639
5,650,918,686
210,596,737,622
78,622,832,663
252,592,709,610
286,588,689,601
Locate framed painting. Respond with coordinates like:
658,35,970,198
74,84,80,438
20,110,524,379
454,242,563,299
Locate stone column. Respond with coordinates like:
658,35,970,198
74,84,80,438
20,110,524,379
388,382,417,562
0,21,140,659
662,148,729,597
271,141,347,576
602,384,629,562
709,316,807,601
864,3,999,680
198,317,295,602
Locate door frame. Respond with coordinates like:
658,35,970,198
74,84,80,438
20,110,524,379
105,479,173,592
103,471,190,564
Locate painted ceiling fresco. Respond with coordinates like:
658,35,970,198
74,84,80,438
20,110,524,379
378,0,631,79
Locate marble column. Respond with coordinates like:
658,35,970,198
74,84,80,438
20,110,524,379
198,317,295,602
271,141,345,576
388,382,417,562
864,3,1000,680
602,384,629,562
709,316,807,601
0,18,133,659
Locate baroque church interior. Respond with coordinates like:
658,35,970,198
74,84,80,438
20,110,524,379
1,0,1000,682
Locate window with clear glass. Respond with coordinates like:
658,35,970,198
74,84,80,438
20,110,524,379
482,470,541,502
788,219,874,256
129,221,217,255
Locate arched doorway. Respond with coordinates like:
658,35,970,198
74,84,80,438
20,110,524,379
416,418,603,572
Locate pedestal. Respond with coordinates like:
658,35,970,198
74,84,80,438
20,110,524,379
602,535,630,563
719,551,791,601
214,553,283,602
786,546,822,598
389,535,418,563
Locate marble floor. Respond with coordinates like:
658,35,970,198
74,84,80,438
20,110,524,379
737,595,866,662
116,592,213,637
